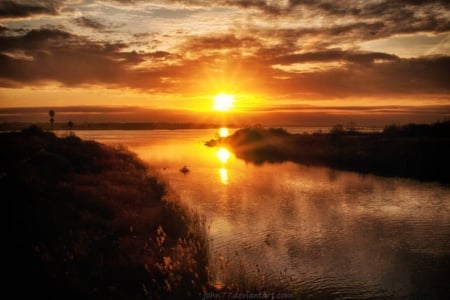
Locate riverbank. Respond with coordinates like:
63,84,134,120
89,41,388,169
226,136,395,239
2,126,208,299
206,122,450,183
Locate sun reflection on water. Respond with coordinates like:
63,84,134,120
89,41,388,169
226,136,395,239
219,127,229,137
216,147,231,164
216,146,232,184
219,168,229,185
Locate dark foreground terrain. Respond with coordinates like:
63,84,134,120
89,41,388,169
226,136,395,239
2,126,208,299
207,122,450,183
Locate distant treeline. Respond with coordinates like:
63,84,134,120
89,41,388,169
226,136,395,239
382,122,450,137
0,122,236,131
206,121,450,183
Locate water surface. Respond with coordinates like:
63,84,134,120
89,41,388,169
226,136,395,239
74,129,450,299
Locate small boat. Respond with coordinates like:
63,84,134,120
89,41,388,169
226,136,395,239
180,165,190,174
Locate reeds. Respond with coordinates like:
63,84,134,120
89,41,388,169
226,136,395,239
2,126,210,299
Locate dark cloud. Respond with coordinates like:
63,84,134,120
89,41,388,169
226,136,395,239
242,21,441,59
73,17,107,30
264,56,450,97
0,0,63,18
221,0,284,15
170,0,449,41
182,34,261,53
110,0,140,4
0,28,73,53
0,26,448,100
272,50,399,66
251,0,449,16
149,7,206,19
175,33,450,98
170,0,449,17
357,2,450,37
290,0,449,17
0,28,170,89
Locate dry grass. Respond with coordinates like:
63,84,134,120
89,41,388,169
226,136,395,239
2,126,209,299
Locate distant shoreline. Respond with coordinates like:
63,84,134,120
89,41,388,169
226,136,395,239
206,123,450,183
0,122,385,133
0,122,236,131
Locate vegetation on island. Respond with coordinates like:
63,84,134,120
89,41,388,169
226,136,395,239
2,126,209,299
206,121,450,183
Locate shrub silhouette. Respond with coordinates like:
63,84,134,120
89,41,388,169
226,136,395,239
49,109,55,128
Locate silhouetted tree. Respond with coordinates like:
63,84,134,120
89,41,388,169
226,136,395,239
330,124,344,134
383,124,399,135
67,120,74,135
49,110,55,129
346,120,356,132
330,124,345,145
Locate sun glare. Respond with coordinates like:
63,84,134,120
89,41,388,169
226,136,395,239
219,127,229,137
217,147,231,163
213,93,234,111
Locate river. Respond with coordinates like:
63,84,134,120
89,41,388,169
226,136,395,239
70,128,450,299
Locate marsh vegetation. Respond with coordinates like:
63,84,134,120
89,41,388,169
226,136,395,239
2,126,209,299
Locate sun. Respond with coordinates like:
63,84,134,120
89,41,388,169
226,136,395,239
213,93,234,111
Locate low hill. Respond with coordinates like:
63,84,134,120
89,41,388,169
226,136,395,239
2,126,208,299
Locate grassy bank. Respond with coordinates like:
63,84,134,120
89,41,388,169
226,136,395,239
206,122,450,183
2,126,208,299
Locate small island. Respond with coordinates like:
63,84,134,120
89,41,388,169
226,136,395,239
206,122,450,183
2,126,209,299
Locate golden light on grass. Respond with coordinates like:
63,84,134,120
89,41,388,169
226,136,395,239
213,93,234,111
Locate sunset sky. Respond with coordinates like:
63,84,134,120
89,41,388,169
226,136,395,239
0,0,449,125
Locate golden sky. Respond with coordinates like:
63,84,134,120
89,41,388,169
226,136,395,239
0,0,449,124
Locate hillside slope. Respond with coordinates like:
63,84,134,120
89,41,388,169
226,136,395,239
2,126,208,299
